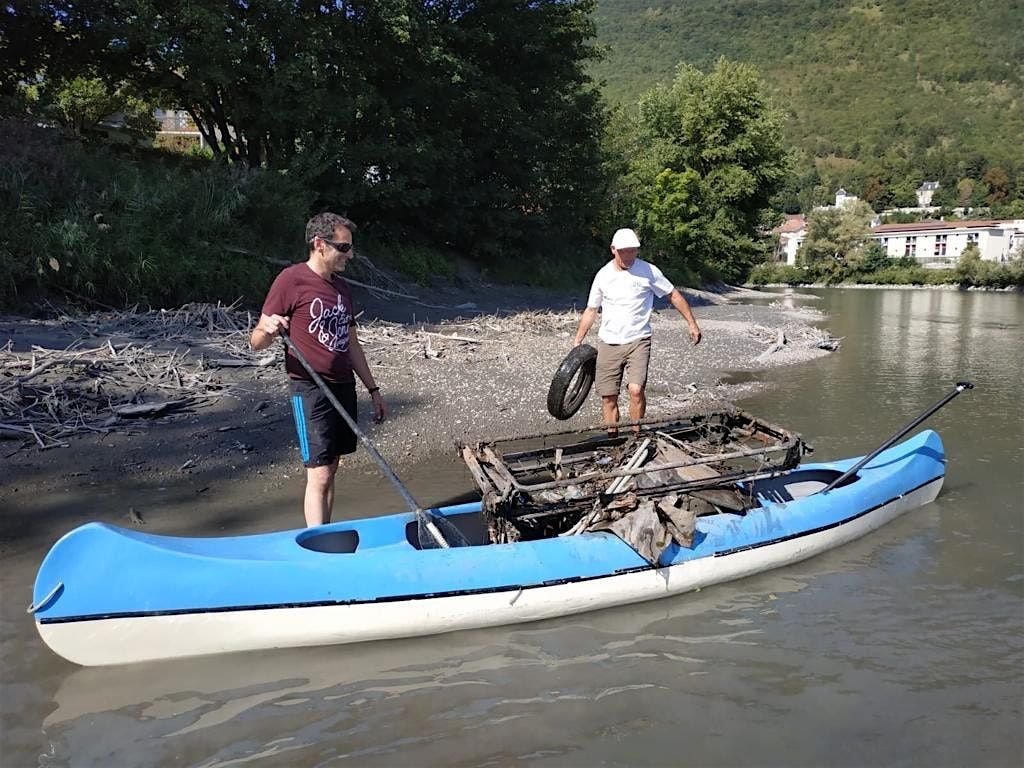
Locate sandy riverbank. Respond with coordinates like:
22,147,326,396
1,282,836,542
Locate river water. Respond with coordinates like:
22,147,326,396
2,288,1021,767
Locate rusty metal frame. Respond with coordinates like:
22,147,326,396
460,409,808,503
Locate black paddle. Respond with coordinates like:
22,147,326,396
822,380,974,493
279,330,467,549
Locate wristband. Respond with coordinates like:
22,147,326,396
367,386,380,394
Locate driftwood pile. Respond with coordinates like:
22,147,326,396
45,301,270,360
1,302,581,452
0,302,274,451
749,323,841,359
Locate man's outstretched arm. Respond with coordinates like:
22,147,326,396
668,289,701,344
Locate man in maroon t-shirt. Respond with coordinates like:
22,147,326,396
250,212,387,526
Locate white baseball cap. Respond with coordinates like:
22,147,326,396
611,228,641,249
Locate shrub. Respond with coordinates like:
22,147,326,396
857,241,891,274
747,262,806,285
0,119,314,309
384,242,457,286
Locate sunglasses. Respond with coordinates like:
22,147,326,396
321,238,353,254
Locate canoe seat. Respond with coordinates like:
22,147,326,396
297,530,359,554
749,469,853,502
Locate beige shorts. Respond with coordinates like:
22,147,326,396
595,337,652,397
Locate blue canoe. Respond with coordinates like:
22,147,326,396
32,429,945,666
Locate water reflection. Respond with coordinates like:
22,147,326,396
40,510,949,767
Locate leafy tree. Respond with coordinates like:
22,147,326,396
858,240,891,274
955,178,976,207
863,176,890,212
951,243,1023,287
991,198,1024,219
888,177,921,208
590,0,1024,221
621,59,788,282
982,166,1010,205
46,74,156,138
8,1,610,279
955,244,983,284
797,200,875,269
1,1,58,113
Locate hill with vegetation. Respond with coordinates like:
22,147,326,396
4,1,1019,308
591,0,1024,211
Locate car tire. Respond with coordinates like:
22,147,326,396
547,344,597,420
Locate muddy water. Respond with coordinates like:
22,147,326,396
3,288,1022,767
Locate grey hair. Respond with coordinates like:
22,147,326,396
306,212,357,249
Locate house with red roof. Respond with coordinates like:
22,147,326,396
771,214,806,264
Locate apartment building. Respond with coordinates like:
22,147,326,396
775,217,1023,268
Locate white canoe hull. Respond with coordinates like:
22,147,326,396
39,476,942,666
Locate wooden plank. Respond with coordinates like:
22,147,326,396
461,446,497,496
653,443,751,512
481,446,516,496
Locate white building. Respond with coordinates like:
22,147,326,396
778,218,1023,268
153,108,206,148
872,219,1020,268
772,214,806,264
916,181,940,207
834,188,859,208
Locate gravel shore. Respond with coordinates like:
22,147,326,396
353,294,833,463
1,284,836,514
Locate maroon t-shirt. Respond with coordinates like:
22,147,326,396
261,263,358,383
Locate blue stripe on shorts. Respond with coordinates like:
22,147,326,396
290,394,310,462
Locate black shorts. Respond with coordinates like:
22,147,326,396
288,379,358,467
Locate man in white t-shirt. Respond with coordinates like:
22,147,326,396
572,228,702,432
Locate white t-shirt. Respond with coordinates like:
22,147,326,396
587,259,675,344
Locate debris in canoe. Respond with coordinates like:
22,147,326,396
460,409,810,563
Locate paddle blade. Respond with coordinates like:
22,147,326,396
418,510,471,549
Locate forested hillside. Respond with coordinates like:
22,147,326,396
4,1,1019,307
592,0,1024,211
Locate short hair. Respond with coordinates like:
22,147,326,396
306,212,357,248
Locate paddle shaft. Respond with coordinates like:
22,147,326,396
822,381,973,493
278,331,449,547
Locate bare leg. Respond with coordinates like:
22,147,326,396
627,383,646,432
602,395,620,436
304,459,339,527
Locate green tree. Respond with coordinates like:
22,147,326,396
47,74,156,138
863,176,890,212
1,1,58,113
954,244,980,283
13,1,610,274
620,58,788,282
591,0,1024,217
858,240,891,273
992,197,1024,219
955,178,976,207
798,200,875,270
